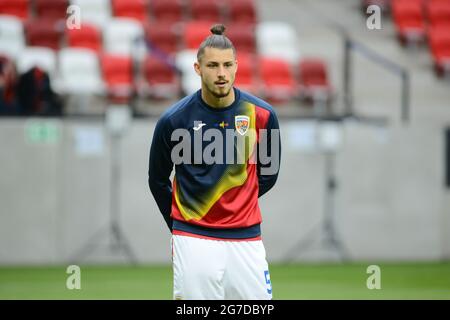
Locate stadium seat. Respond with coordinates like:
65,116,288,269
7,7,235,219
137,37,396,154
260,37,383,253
149,0,184,24
103,18,146,58
0,15,25,58
70,0,112,28
428,26,450,77
175,49,200,95
25,19,63,50
391,0,426,46
183,21,214,49
16,47,57,83
226,23,256,53
259,57,296,103
0,0,29,20
139,54,179,99
112,0,149,23
101,54,135,103
144,22,180,56
228,0,257,25
256,21,301,65
35,0,68,22
189,0,222,23
298,58,333,105
66,23,102,52
56,48,105,95
426,0,450,28
234,53,259,95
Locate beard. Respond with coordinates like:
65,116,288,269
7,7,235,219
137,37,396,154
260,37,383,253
205,81,233,99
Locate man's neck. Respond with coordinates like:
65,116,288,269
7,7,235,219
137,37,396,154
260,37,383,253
201,88,235,108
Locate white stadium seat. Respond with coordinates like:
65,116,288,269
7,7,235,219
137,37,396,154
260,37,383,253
256,21,301,65
103,18,146,58
175,49,200,95
70,0,112,29
0,15,25,59
55,48,105,95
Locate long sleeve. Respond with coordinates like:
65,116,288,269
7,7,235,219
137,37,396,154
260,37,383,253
257,112,281,197
148,116,174,231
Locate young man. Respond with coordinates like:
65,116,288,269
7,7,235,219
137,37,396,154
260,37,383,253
148,24,281,300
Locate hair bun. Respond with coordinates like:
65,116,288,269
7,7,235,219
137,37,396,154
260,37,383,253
210,24,226,35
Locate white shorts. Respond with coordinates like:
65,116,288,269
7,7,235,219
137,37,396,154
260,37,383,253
172,234,273,300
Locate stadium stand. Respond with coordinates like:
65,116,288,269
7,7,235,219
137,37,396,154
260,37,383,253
70,0,112,28
138,54,179,99
101,53,135,104
297,58,333,106
391,0,426,46
0,0,341,115
66,23,103,53
144,22,179,56
111,0,149,23
0,0,30,20
234,52,259,95
55,47,105,95
259,57,297,103
189,0,222,23
149,0,184,24
0,15,25,58
256,21,301,65
25,19,63,50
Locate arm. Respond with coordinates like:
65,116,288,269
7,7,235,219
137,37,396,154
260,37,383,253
257,112,281,197
148,116,174,232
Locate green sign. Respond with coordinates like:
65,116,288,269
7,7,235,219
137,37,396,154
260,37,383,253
25,121,61,144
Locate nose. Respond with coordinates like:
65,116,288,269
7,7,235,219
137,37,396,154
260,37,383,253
217,65,226,78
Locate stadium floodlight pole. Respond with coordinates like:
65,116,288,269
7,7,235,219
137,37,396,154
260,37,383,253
71,106,137,265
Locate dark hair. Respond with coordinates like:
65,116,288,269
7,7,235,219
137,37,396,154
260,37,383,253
197,24,236,61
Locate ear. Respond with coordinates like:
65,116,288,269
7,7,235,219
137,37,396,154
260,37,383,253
194,61,201,76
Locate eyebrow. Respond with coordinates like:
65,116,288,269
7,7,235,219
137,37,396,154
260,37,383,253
206,61,235,64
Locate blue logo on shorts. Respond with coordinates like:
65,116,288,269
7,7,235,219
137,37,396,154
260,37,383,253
264,270,272,295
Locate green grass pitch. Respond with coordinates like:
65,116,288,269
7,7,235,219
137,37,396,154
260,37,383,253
1,263,449,299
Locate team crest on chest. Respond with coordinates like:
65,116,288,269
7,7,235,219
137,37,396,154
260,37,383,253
235,115,250,135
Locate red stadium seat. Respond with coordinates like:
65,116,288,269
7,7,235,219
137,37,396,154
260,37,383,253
228,0,257,25
149,0,184,24
101,54,135,103
426,0,450,28
35,0,68,22
428,26,450,77
144,22,180,55
259,57,296,103
139,54,179,99
391,0,426,46
234,53,259,95
189,0,222,23
112,0,149,23
25,19,62,50
66,23,102,52
183,21,214,49
226,23,256,53
298,58,333,105
0,0,29,20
